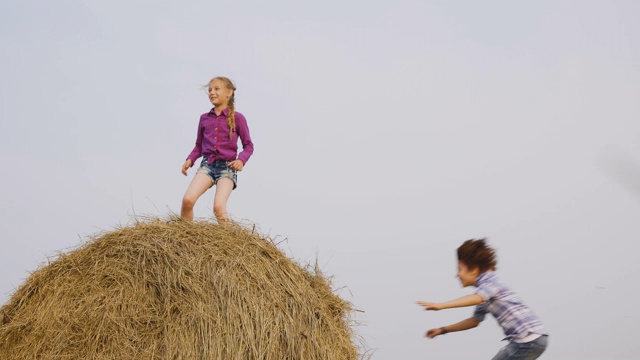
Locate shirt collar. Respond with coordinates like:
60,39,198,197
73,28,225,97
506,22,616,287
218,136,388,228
475,271,496,287
209,107,230,116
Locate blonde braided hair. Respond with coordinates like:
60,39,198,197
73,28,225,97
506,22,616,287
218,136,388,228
208,76,237,139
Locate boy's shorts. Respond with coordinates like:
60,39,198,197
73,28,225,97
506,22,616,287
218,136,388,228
197,159,238,189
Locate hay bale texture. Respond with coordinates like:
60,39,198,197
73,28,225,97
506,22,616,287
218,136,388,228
0,220,358,359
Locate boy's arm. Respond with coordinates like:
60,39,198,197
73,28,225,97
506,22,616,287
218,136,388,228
426,317,480,338
417,294,483,311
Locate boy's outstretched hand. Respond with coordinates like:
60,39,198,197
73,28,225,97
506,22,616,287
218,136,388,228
417,301,443,311
425,327,445,338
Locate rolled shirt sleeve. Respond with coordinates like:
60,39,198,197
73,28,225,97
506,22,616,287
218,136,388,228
472,275,501,322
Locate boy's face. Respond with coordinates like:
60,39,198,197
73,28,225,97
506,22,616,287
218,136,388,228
457,261,480,287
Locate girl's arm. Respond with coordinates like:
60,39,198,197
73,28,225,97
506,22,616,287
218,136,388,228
417,294,484,311
235,113,254,165
426,317,480,339
186,119,205,167
181,159,193,176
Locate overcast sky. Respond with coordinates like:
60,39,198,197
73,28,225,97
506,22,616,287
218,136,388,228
2,1,640,359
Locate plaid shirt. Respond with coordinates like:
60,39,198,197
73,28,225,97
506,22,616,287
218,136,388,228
186,108,254,166
473,271,547,341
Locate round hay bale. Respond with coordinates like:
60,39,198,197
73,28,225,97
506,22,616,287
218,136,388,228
0,220,358,359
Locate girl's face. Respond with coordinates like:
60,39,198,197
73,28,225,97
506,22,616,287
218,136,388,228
208,79,233,107
457,261,480,287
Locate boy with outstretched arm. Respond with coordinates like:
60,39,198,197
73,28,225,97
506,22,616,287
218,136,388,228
417,239,548,360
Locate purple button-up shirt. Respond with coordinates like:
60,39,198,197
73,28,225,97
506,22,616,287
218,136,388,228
186,108,254,166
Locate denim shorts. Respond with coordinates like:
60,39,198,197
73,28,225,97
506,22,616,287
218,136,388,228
196,159,238,189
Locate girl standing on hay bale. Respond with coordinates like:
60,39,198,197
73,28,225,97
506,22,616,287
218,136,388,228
417,239,548,359
181,77,254,222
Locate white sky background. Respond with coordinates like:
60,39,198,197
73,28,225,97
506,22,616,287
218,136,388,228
1,0,640,358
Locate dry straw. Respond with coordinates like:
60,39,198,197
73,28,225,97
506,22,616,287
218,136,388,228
0,218,360,359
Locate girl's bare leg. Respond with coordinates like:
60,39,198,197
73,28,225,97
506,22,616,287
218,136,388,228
181,173,213,221
213,178,234,222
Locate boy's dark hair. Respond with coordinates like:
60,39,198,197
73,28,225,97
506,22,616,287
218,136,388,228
457,238,497,273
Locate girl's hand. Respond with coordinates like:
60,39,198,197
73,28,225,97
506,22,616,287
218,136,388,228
426,327,445,339
417,301,443,311
228,159,244,171
182,159,192,176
